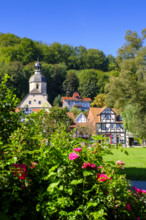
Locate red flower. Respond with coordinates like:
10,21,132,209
73,148,82,152
97,173,111,182
82,162,96,169
126,203,131,211
11,164,27,180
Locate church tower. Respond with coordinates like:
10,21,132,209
29,60,47,99
17,60,51,112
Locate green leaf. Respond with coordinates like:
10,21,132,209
47,181,60,192
87,201,98,208
83,170,93,177
70,179,83,185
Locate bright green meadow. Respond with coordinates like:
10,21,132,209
103,147,146,181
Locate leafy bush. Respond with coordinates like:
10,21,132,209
0,113,146,220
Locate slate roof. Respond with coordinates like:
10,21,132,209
29,74,47,83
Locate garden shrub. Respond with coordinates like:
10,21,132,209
0,111,146,220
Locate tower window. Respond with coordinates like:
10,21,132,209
34,99,36,102
36,84,39,89
29,101,31,104
38,101,41,104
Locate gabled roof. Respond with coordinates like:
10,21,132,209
62,92,91,102
89,107,102,123
66,112,77,128
88,107,120,123
75,112,87,123
66,112,76,123
62,97,91,102
29,88,41,94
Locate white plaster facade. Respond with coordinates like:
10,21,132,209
75,113,87,123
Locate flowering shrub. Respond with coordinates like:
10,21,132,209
133,186,146,194
116,160,125,169
73,147,82,152
11,164,27,180
97,173,111,182
82,162,96,169
0,112,146,219
69,152,79,160
116,160,125,165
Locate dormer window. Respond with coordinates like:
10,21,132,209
36,84,39,89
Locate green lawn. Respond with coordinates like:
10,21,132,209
103,147,146,181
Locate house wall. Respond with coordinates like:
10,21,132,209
63,100,90,111
29,82,47,94
87,110,96,133
18,94,51,109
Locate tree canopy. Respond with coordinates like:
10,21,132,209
105,29,146,139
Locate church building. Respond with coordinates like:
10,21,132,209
17,60,51,113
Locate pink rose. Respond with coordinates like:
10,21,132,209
137,217,140,220
69,152,79,160
73,148,82,152
90,164,96,168
126,203,131,211
82,162,96,169
30,162,38,169
97,173,111,182
132,186,146,194
98,166,103,169
116,160,125,165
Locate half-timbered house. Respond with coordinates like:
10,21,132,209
87,107,130,146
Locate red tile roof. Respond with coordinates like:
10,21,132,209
62,92,91,102
66,112,77,128
15,108,42,113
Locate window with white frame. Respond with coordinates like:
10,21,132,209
101,114,105,119
106,114,110,120
101,124,106,130
116,124,120,129
110,124,114,129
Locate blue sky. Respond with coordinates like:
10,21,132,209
0,0,145,56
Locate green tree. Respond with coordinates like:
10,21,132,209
121,104,146,139
63,70,79,96
117,29,144,62
78,69,99,100
53,94,62,107
0,74,20,144
91,94,105,107
107,54,119,71
70,107,82,118
105,29,146,138
84,49,108,71
48,106,73,128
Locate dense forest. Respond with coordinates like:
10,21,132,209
0,29,146,138
0,32,119,103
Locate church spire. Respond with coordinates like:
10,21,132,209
35,58,41,75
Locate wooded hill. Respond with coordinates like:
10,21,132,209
0,29,146,139
0,32,119,103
